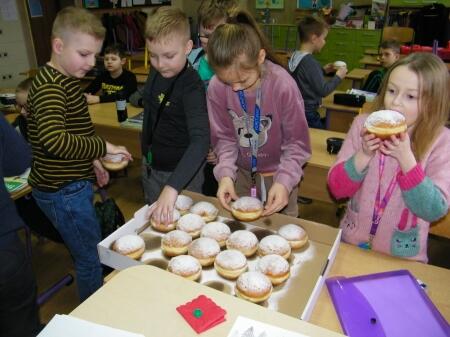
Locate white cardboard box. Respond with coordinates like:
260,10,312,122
98,191,341,321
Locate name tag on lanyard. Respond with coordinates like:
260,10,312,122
237,87,262,198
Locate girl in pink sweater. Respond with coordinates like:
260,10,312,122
206,10,311,217
328,53,450,263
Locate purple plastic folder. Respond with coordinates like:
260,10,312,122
326,270,450,337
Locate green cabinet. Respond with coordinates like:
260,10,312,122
389,0,448,6
260,24,298,52
316,28,382,70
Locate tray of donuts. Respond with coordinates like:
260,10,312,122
99,191,342,319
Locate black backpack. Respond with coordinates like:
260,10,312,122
94,188,125,239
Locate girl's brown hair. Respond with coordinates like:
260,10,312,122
373,52,450,160
197,0,238,29
207,10,281,72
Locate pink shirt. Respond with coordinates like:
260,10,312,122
328,115,450,262
207,60,311,192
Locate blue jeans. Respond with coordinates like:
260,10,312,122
305,110,325,129
32,180,102,302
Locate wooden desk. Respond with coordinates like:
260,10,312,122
322,92,362,133
299,129,345,203
346,68,372,89
89,103,142,158
131,65,150,76
310,243,450,333
72,265,344,337
71,243,450,336
364,48,379,56
359,55,381,69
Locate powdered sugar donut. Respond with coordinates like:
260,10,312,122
188,237,220,266
257,254,290,285
190,201,218,222
226,230,258,257
175,195,194,215
214,249,248,279
364,110,407,139
200,221,231,247
167,255,202,281
231,197,263,222
151,209,181,233
235,271,273,303
161,230,192,257
112,234,145,260
176,213,205,238
278,224,308,249
258,234,291,260
101,153,129,171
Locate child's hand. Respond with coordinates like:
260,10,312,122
92,159,109,187
105,142,133,161
217,177,238,211
360,128,381,157
336,66,348,79
146,185,178,225
262,182,289,216
84,93,100,104
323,63,335,74
380,132,417,173
206,149,217,165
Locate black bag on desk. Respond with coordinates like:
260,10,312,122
334,93,366,107
94,188,125,239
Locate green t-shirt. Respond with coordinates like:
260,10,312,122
198,56,215,85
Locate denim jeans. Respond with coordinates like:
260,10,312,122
32,180,102,302
305,110,325,129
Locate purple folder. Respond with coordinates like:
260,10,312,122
326,270,450,337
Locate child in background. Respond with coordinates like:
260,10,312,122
84,43,137,104
361,40,400,93
288,16,347,129
207,10,311,217
189,0,239,197
189,0,238,87
12,77,33,141
27,7,132,301
328,53,450,263
142,8,209,224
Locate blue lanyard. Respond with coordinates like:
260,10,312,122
237,86,262,190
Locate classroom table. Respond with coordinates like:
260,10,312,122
359,55,381,69
89,103,142,159
131,65,150,76
70,241,450,336
321,91,374,133
345,68,372,89
89,103,345,204
299,128,345,204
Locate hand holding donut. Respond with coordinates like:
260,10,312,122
217,177,238,211
262,182,289,216
147,185,178,225
380,132,417,173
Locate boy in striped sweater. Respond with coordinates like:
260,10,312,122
27,7,131,301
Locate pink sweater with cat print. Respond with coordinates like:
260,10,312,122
207,60,311,193
328,114,450,263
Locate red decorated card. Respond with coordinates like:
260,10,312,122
176,295,227,334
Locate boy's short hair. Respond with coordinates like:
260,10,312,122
297,16,328,43
52,7,105,41
380,40,401,54
145,7,190,42
16,77,33,93
197,0,238,29
104,44,126,58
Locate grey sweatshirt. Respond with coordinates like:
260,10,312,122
288,51,342,113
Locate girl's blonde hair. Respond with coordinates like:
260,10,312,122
207,10,281,72
373,52,450,160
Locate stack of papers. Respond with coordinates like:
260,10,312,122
227,316,311,337
121,111,144,129
4,168,30,193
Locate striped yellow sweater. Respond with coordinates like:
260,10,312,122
27,64,106,191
